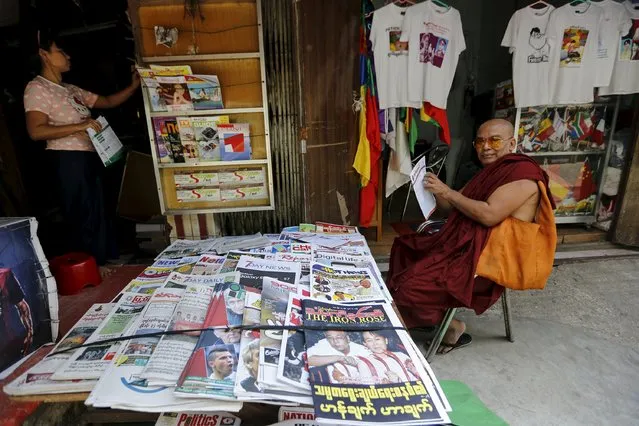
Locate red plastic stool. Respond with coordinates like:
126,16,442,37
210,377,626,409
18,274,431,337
50,252,102,295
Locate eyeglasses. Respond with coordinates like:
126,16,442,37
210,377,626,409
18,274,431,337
473,136,513,150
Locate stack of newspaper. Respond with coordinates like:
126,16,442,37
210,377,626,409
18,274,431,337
4,223,452,425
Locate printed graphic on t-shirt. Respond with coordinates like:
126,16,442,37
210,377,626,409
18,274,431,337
419,33,448,68
389,30,402,51
619,19,639,61
68,93,90,116
560,27,590,67
527,26,550,63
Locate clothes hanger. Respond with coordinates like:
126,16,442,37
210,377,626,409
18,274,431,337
529,0,550,10
431,0,451,11
569,0,591,13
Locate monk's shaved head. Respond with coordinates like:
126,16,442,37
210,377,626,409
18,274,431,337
475,119,517,166
477,119,514,139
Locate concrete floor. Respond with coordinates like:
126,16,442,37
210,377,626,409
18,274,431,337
413,258,639,426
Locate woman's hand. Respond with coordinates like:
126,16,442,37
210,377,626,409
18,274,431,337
424,172,453,200
78,118,103,133
130,68,141,90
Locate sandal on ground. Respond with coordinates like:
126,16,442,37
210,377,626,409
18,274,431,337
436,333,472,355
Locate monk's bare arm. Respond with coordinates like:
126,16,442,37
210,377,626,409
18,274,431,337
442,180,538,227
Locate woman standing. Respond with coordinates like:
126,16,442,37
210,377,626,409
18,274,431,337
24,29,139,267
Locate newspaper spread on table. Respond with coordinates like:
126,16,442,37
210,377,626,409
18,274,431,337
6,222,451,425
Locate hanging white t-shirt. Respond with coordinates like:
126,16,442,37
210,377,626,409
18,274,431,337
547,3,604,104
370,4,420,109
593,0,632,87
599,1,639,95
501,4,555,108
400,0,466,109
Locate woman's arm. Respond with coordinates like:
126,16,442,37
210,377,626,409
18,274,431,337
93,73,140,109
26,111,101,141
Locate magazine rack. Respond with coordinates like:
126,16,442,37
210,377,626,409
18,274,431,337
128,0,274,215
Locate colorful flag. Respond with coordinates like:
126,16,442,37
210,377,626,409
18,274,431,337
421,102,451,145
573,160,597,201
536,116,555,141
591,118,605,146
578,112,593,141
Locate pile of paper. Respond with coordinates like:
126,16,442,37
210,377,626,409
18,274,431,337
4,222,451,425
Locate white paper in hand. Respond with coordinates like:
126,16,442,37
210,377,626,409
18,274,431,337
86,116,125,167
410,157,436,220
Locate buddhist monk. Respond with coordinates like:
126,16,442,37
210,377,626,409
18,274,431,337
387,119,556,354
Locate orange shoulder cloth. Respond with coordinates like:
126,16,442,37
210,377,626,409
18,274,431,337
475,181,557,290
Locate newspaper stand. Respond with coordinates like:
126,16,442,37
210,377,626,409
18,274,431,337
128,0,275,215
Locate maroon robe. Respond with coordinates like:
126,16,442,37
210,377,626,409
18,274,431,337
387,154,554,327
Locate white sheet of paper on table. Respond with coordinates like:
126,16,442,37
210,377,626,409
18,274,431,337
410,156,437,220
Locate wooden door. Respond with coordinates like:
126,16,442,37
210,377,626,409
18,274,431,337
293,0,361,224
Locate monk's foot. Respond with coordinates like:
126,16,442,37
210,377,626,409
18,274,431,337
437,319,467,354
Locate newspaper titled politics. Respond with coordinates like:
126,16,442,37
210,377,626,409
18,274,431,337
51,293,151,380
309,264,382,302
155,412,241,426
4,303,114,396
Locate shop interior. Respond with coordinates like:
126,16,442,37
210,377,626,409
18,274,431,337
1,0,638,260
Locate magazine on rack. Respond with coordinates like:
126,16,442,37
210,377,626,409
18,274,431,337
276,293,311,393
155,412,240,426
186,75,224,110
217,123,251,161
153,118,184,164
51,293,152,380
4,303,114,395
177,117,199,163
236,256,301,289
303,299,449,425
309,264,382,302
156,76,193,112
192,116,230,161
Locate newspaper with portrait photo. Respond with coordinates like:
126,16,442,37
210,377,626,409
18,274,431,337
303,299,450,425
276,292,311,393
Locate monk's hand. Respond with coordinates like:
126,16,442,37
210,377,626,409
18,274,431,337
342,356,358,367
424,172,452,199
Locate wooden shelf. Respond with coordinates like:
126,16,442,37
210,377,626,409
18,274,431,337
149,107,264,118
143,52,261,62
158,159,268,168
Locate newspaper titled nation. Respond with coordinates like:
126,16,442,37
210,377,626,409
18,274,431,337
191,254,225,275
51,293,151,380
4,303,114,395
